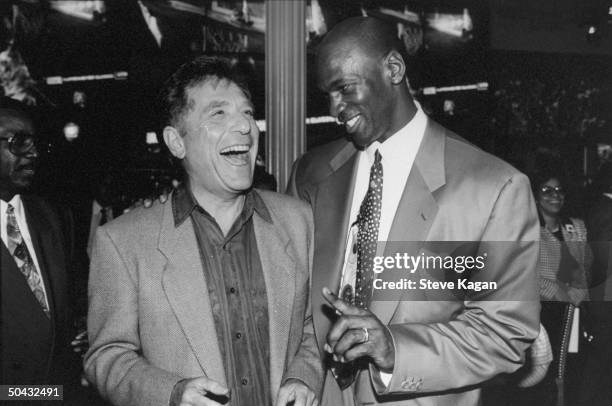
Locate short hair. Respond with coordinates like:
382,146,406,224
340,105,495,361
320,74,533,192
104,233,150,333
0,96,35,129
318,17,410,68
158,56,251,134
528,156,568,196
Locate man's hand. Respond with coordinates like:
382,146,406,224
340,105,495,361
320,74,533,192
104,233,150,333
276,379,318,406
322,287,395,372
71,329,88,355
70,329,90,387
170,377,230,406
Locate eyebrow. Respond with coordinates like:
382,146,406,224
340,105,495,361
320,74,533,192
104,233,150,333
322,78,353,93
201,99,254,115
202,100,230,114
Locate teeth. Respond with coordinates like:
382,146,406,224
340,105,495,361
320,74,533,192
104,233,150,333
346,116,359,127
220,144,250,155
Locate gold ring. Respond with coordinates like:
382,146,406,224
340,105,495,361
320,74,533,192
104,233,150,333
362,327,369,343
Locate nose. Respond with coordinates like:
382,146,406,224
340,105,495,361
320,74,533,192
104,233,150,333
22,142,39,159
328,93,346,119
232,113,253,134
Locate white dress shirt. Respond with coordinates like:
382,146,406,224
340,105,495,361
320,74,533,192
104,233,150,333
339,103,427,384
1,194,50,308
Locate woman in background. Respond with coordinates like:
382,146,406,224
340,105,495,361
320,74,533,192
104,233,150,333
530,163,592,406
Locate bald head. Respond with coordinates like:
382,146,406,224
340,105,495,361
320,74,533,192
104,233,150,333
318,17,408,67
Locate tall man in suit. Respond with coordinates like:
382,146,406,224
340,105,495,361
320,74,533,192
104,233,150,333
85,57,322,406
289,17,540,405
0,98,79,389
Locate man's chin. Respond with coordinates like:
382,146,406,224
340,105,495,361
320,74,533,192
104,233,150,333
350,132,374,149
12,175,35,190
225,177,254,194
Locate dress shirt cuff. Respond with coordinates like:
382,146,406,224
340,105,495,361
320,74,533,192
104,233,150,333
380,371,393,386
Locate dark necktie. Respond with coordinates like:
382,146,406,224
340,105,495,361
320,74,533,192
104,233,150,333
333,149,383,389
6,204,50,317
355,149,383,309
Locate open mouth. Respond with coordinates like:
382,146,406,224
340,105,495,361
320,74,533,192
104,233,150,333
344,115,361,132
219,144,251,165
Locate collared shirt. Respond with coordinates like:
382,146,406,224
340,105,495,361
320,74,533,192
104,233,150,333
340,104,427,290
1,194,49,309
173,185,271,406
339,103,427,385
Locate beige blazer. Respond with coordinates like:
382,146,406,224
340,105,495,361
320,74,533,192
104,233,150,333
289,119,541,406
85,190,323,406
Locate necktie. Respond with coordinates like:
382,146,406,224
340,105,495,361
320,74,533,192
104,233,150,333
333,149,383,389
355,149,383,309
6,204,50,317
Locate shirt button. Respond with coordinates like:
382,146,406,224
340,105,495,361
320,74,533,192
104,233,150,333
229,287,237,294
241,377,249,386
235,332,242,339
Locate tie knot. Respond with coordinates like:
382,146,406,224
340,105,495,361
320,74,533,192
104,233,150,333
7,203,15,216
374,149,382,165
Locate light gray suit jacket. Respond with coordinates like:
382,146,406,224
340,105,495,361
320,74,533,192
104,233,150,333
85,190,323,406
289,119,541,405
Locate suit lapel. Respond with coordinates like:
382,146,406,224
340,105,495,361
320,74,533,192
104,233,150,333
158,202,226,384
253,212,296,395
370,120,446,324
312,143,358,351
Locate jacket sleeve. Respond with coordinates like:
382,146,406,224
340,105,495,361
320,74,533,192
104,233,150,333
84,227,182,406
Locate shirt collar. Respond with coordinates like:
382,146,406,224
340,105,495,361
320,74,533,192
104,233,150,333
172,184,272,227
364,101,427,164
1,194,23,216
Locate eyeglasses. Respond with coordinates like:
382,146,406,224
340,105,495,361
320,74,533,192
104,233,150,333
540,185,565,196
0,132,37,156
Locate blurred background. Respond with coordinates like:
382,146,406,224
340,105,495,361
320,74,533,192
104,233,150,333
0,0,610,213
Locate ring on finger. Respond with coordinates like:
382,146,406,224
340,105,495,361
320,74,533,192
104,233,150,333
362,327,369,343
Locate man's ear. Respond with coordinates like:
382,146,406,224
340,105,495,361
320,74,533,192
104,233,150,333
163,126,186,159
385,50,406,85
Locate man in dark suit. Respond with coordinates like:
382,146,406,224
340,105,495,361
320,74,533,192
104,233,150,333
289,17,540,405
0,98,80,390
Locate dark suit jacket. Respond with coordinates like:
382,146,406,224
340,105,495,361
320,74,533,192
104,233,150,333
289,118,541,405
1,195,77,385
